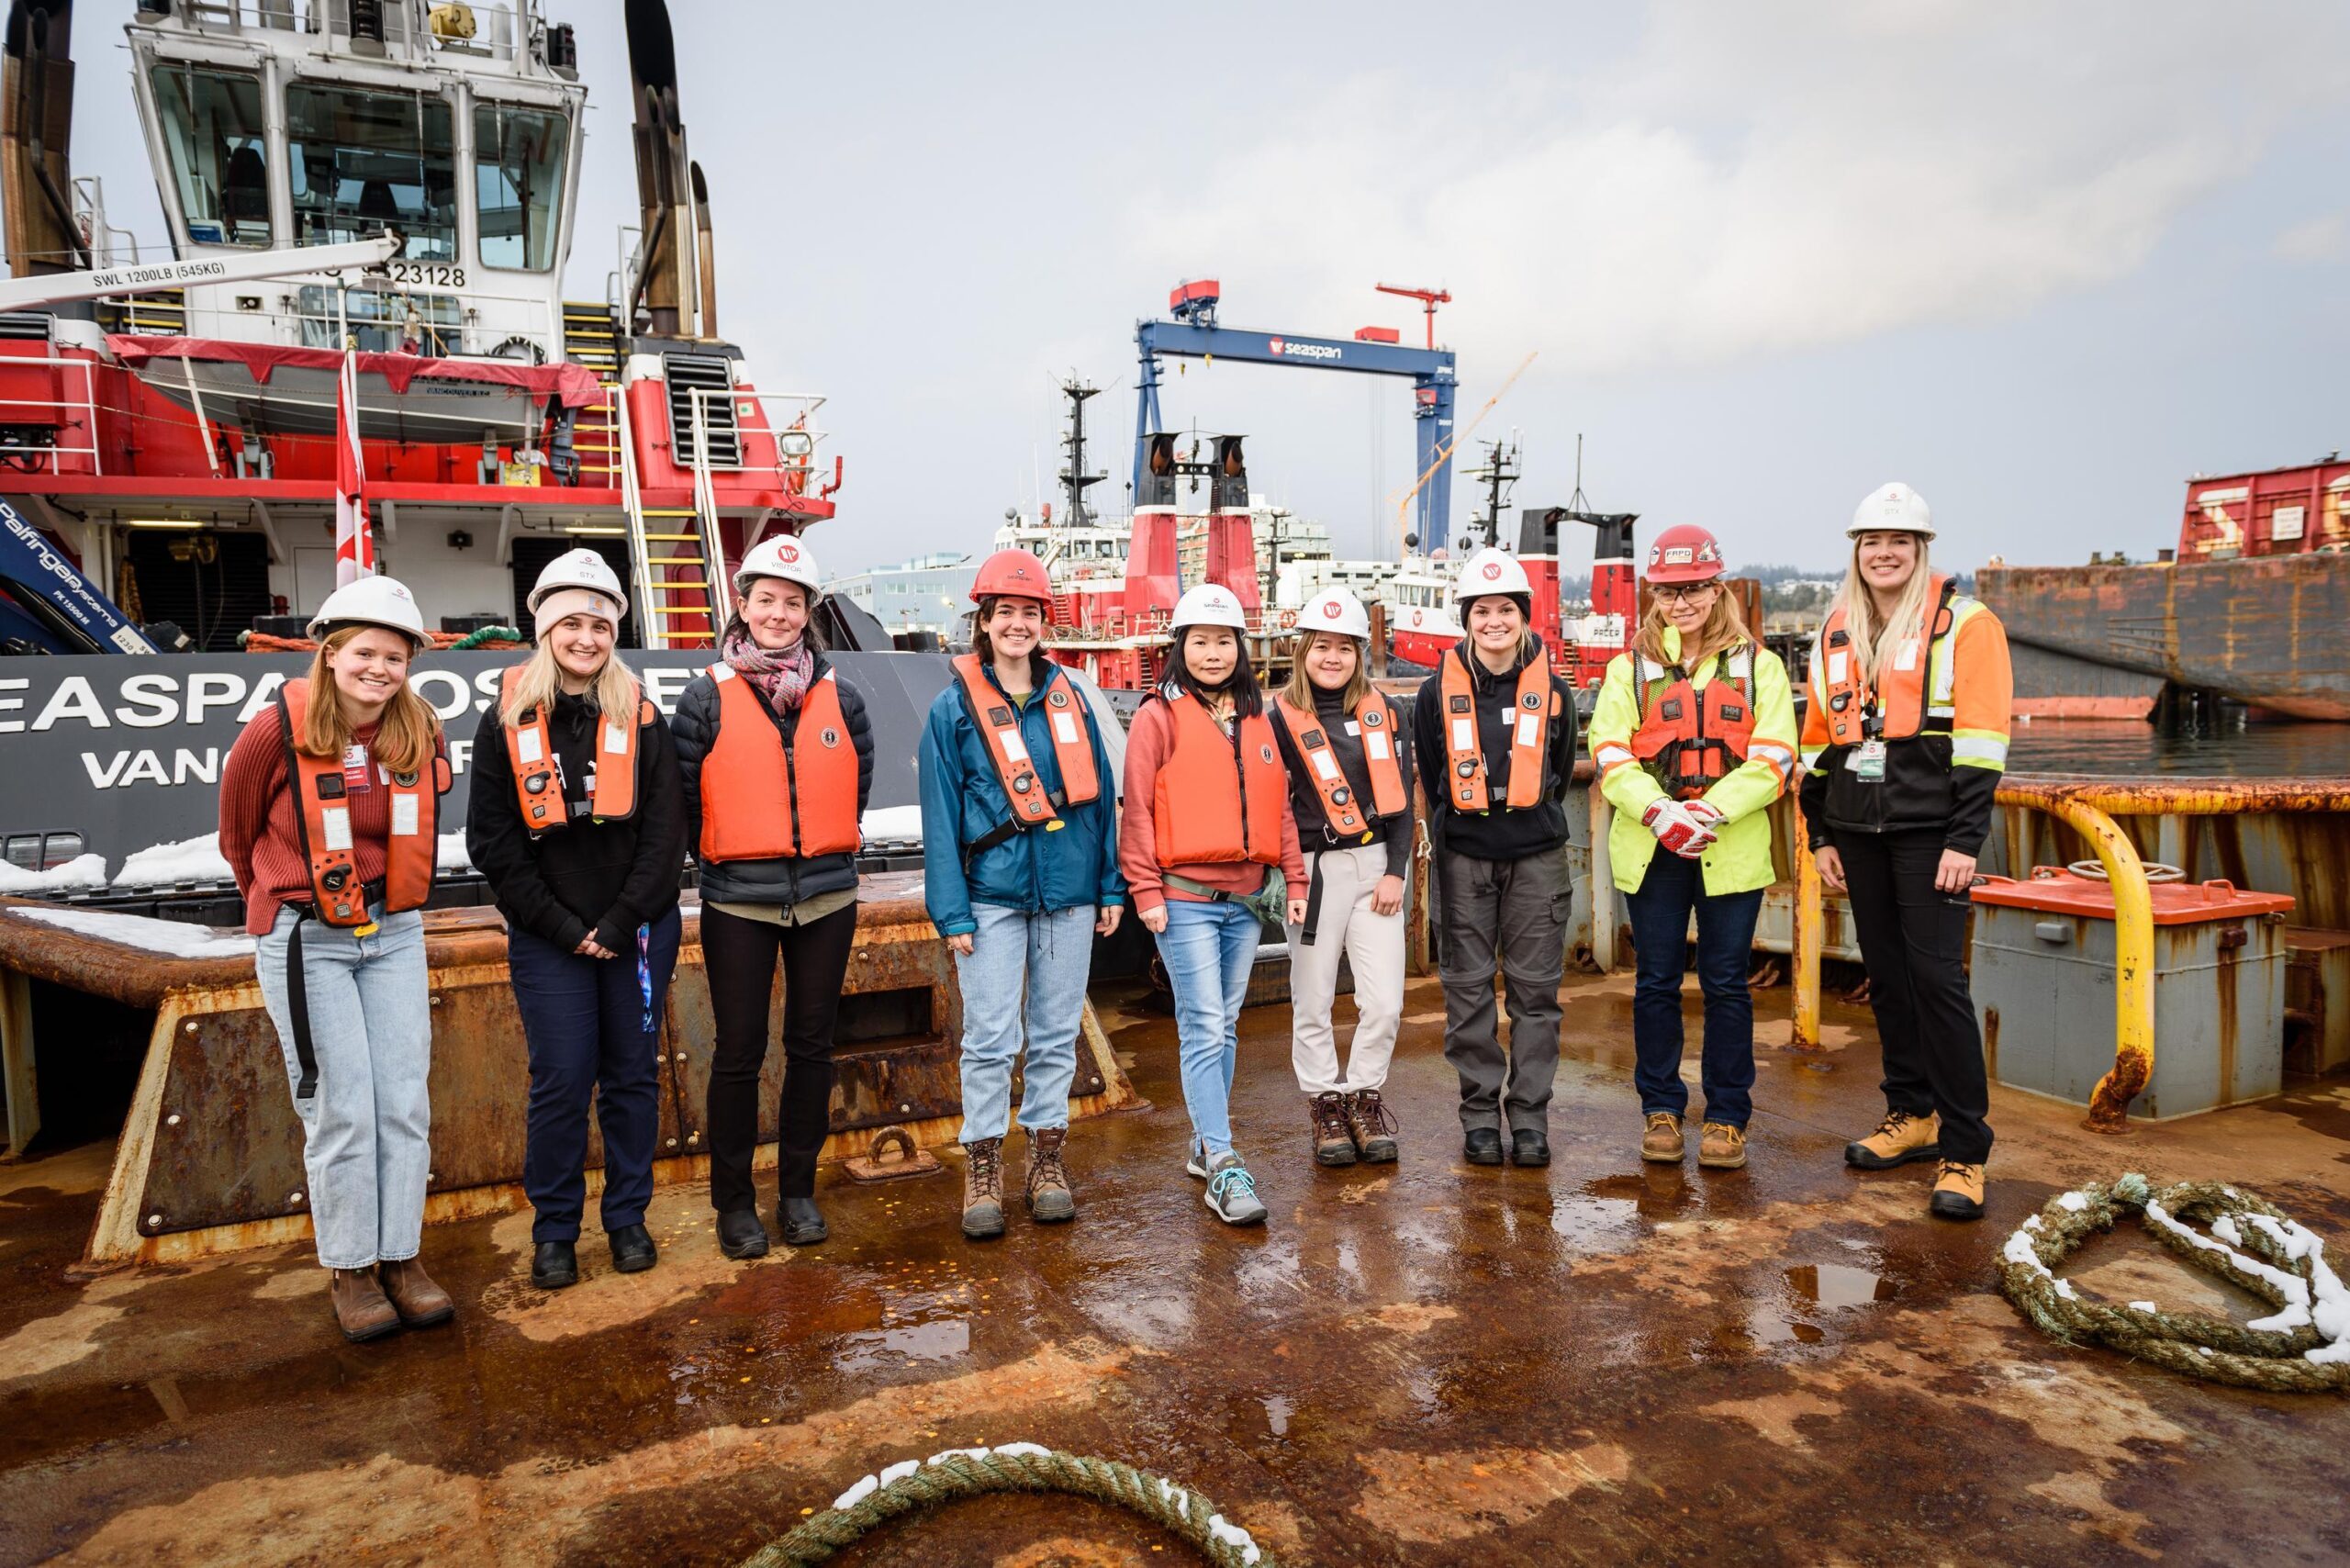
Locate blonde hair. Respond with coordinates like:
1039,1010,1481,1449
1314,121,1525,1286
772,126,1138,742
499,636,640,731
1281,631,1371,712
297,627,441,777
1635,582,1752,670
1826,535,1937,686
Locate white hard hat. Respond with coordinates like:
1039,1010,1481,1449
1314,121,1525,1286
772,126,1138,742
1454,546,1532,605
1850,481,1936,541
734,532,822,598
308,575,428,647
1171,582,1248,631
526,547,629,622
1292,587,1371,641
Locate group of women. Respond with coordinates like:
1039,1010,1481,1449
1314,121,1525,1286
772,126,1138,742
221,479,2009,1343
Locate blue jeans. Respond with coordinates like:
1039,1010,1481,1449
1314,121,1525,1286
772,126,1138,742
1624,851,1763,1128
508,908,682,1243
1152,898,1262,1159
253,904,431,1270
955,902,1097,1143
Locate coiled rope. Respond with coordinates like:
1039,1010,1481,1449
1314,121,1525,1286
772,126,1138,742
735,1443,1281,1567
1998,1172,2350,1393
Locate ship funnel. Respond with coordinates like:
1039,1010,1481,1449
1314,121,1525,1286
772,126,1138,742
623,0,705,337
690,160,718,341
2,0,88,277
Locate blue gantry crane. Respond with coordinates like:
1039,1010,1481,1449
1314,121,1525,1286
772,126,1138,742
1133,280,1461,551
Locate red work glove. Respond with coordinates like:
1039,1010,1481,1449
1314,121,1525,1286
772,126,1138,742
1684,800,1725,829
1642,799,1717,858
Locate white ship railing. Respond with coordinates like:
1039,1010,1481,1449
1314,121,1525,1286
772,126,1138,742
0,359,105,477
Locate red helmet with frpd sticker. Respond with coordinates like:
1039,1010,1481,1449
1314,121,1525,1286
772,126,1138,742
970,548,1053,604
1644,524,1726,585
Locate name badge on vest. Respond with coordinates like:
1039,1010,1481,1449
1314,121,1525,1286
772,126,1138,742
1853,739,1887,782
341,744,372,793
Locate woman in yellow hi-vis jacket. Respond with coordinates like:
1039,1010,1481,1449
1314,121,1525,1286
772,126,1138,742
1799,482,2012,1223
1589,526,1798,1174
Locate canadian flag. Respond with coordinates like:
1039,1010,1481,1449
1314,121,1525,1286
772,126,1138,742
333,352,374,587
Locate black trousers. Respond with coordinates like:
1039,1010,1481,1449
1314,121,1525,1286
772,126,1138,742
701,902,859,1209
1835,828,1993,1164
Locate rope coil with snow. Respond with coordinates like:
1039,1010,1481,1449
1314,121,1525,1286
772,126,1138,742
1998,1173,2350,1393
735,1443,1281,1567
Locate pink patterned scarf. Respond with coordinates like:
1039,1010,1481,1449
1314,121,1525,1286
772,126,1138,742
722,626,814,715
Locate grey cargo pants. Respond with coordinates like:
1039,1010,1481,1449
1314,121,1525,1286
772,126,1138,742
1436,847,1567,1134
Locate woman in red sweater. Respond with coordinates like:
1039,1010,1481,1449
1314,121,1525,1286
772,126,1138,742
219,577,452,1344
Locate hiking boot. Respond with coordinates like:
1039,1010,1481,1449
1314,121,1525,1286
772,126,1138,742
1844,1109,1942,1170
1698,1123,1749,1170
330,1268,402,1343
609,1224,657,1273
1310,1092,1359,1167
717,1208,770,1260
1930,1161,1986,1221
1462,1127,1505,1166
376,1257,454,1329
1184,1143,1210,1180
1511,1128,1550,1168
1024,1126,1076,1224
1640,1113,1685,1164
1345,1089,1399,1164
962,1137,1007,1239
1204,1153,1269,1226
531,1240,579,1290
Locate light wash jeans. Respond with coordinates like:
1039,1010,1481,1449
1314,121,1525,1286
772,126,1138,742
1152,898,1262,1159
253,903,433,1270
954,902,1097,1144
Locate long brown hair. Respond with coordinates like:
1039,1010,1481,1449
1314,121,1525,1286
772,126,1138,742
969,594,1051,686
1281,631,1370,713
1635,582,1752,670
297,626,441,776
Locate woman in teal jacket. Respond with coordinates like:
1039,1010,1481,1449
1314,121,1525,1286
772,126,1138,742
919,550,1124,1243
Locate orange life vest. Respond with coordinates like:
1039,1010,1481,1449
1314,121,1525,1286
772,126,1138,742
697,663,861,862
1150,691,1286,867
949,654,1101,831
274,678,447,929
1273,691,1406,839
1630,644,1757,801
1438,648,1554,812
499,666,655,833
1817,575,1957,745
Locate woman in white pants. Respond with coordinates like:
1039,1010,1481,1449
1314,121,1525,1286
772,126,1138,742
1271,589,1416,1167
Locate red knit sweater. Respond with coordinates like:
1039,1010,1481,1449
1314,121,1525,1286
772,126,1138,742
218,704,397,935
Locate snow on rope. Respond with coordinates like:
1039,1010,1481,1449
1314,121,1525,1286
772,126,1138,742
1997,1172,2350,1394
736,1443,1276,1567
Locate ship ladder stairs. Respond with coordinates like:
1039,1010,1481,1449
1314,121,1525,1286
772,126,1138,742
560,300,622,488
617,384,729,649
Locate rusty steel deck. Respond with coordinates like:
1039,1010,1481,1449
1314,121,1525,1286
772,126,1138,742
2,970,2344,1565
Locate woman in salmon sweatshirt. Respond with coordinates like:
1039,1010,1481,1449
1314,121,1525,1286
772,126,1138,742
1119,583,1306,1226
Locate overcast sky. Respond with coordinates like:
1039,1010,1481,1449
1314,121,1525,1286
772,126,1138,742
72,0,2350,577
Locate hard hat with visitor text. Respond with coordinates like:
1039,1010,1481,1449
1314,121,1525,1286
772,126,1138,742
1170,582,1249,631
308,575,429,648
733,532,823,598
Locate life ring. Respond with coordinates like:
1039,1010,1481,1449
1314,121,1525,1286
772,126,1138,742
1412,608,1424,627
1277,609,1297,630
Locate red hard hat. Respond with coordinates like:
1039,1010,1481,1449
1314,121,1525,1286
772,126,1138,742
1644,524,1726,585
971,548,1053,603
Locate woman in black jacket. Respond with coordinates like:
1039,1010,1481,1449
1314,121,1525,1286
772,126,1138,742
467,551,687,1290
669,533,874,1257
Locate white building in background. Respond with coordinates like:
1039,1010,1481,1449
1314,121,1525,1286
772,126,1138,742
824,551,978,640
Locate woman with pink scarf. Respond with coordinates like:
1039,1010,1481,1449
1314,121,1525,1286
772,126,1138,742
671,534,873,1258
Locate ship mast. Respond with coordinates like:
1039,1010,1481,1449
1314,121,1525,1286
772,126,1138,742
1058,377,1104,529
1467,433,1521,549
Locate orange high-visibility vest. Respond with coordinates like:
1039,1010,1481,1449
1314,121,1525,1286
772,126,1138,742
275,678,446,928
499,666,655,833
949,654,1100,829
1630,645,1758,801
697,664,860,862
1438,648,1553,812
1150,691,1285,866
1273,691,1406,838
1817,575,1956,745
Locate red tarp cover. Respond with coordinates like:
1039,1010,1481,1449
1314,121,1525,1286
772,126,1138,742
105,335,606,410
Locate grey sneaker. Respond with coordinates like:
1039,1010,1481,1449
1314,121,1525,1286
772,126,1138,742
1204,1153,1268,1226
1185,1142,1210,1180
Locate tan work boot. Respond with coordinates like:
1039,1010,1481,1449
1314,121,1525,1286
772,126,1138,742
376,1257,454,1328
1640,1112,1684,1164
1024,1126,1076,1223
961,1137,1006,1239
1310,1091,1359,1167
330,1267,402,1342
1930,1160,1986,1221
1344,1089,1399,1164
1843,1109,1942,1170
1697,1123,1748,1170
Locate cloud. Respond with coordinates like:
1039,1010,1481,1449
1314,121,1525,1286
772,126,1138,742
1125,0,2345,378
2274,211,2348,263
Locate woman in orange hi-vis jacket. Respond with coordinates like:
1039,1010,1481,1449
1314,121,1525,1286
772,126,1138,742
1799,482,2012,1224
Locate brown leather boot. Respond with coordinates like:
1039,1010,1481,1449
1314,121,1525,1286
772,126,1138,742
1310,1091,1359,1167
330,1268,402,1342
1697,1122,1748,1170
1930,1160,1986,1221
1844,1109,1942,1170
1344,1089,1399,1164
1024,1126,1076,1223
1640,1112,1684,1163
962,1137,1006,1239
376,1257,454,1328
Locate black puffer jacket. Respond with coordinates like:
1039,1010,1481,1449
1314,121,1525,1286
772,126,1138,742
466,689,688,953
670,651,875,909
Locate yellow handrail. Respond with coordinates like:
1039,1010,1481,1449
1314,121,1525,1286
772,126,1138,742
1791,831,1823,1051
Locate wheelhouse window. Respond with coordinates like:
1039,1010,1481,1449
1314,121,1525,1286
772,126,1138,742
285,84,456,261
475,103,568,271
150,65,271,248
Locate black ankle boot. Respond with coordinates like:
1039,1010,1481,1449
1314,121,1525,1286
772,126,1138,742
717,1209,770,1260
608,1223,657,1272
778,1197,828,1246
532,1239,579,1289
1512,1127,1551,1167
1462,1127,1505,1166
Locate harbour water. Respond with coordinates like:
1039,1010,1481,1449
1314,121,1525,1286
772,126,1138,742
2008,718,2350,778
